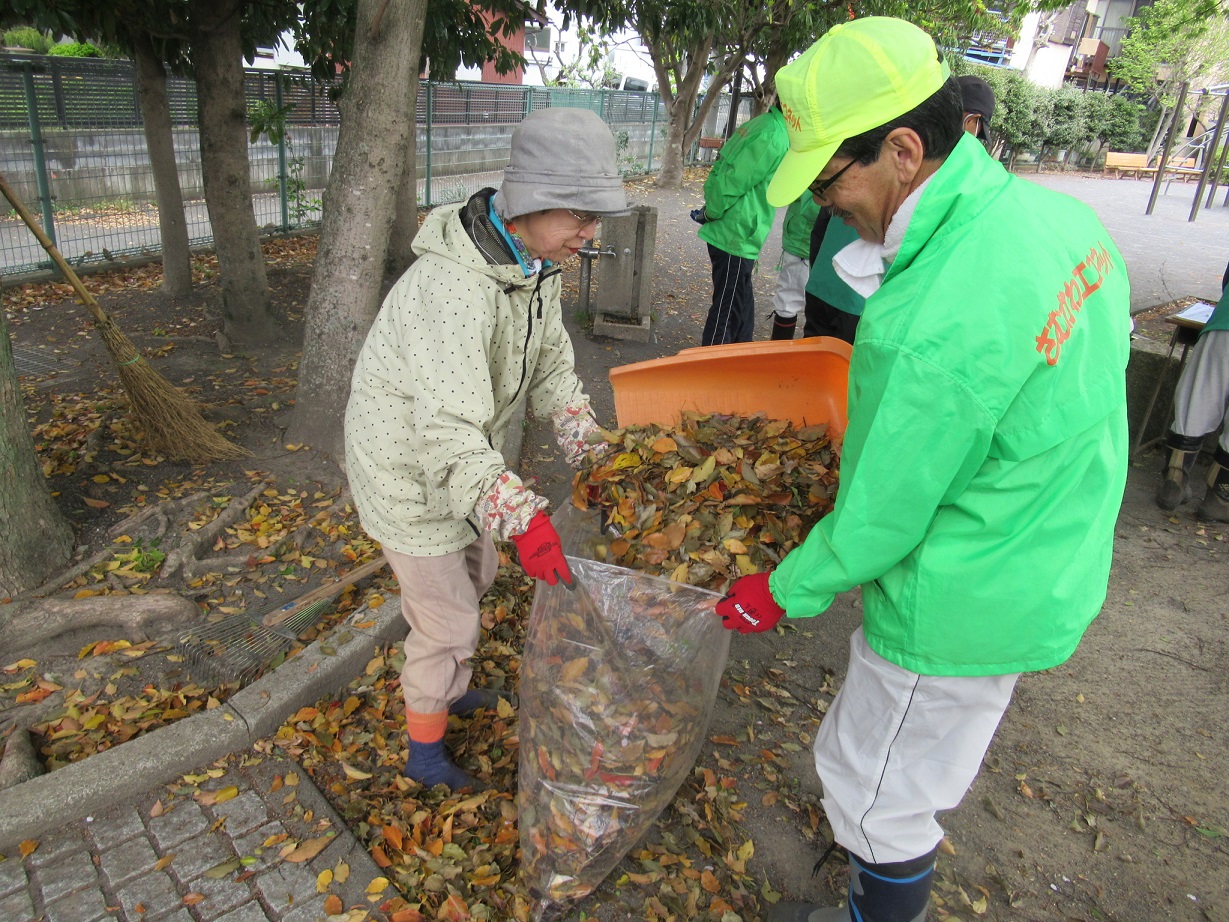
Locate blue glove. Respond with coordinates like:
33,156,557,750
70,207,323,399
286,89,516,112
689,208,709,225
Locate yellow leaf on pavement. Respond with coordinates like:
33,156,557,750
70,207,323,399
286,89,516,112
285,834,334,863
316,868,333,893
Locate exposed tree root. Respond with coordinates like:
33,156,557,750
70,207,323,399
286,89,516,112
160,479,270,579
0,592,201,654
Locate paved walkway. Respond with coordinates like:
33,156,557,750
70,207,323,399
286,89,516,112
0,595,411,922
1,756,388,922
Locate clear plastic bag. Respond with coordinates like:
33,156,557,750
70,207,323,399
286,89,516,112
517,506,730,921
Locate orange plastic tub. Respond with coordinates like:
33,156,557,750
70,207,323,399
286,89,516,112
608,336,851,436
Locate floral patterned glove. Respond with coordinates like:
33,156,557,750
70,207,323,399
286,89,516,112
474,470,550,541
552,399,610,468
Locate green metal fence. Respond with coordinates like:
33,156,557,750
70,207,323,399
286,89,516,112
0,52,688,278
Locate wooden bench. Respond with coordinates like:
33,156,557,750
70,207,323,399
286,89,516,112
1104,152,1155,179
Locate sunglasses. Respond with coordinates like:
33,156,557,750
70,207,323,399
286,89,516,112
568,209,601,226
808,159,857,200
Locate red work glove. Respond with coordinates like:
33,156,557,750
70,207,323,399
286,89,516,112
716,572,785,633
511,511,572,586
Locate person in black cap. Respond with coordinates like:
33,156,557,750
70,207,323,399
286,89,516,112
958,75,996,146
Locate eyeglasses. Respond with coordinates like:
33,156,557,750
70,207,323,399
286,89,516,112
568,210,601,226
808,159,858,201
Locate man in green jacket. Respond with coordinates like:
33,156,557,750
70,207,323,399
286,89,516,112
714,18,1131,922
693,105,789,345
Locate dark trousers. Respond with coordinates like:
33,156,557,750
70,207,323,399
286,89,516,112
702,243,756,346
803,297,860,342
803,208,860,345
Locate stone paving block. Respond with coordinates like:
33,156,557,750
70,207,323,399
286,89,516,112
0,886,36,921
149,801,211,852
147,909,196,922
86,805,147,850
100,833,161,887
185,871,255,921
213,899,273,921
0,854,28,896
279,894,333,922
25,828,89,868
254,861,318,917
113,869,182,920
41,882,115,922
29,847,100,903
208,790,270,838
163,832,233,884
232,821,291,872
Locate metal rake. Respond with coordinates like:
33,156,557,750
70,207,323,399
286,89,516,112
174,555,388,686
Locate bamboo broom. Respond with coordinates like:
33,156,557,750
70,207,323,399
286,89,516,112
0,173,247,462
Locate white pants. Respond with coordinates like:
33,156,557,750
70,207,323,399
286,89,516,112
772,252,809,320
1172,329,1229,453
815,628,1019,865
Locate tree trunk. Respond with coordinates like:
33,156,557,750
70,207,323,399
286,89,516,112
657,103,690,188
648,33,741,191
188,0,276,346
386,74,422,277
133,34,193,299
288,0,426,461
0,302,73,598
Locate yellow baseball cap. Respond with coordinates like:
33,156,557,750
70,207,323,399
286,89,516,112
767,17,950,207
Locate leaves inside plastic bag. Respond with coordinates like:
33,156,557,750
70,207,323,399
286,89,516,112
517,556,727,920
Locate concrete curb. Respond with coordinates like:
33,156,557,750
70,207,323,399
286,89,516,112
0,601,408,852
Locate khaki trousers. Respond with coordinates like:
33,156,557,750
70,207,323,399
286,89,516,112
384,534,499,714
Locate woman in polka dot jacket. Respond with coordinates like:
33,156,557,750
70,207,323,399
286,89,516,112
344,108,627,791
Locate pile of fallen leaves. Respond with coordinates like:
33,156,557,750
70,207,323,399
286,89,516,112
573,412,840,589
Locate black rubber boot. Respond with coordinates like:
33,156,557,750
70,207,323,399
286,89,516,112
846,848,936,922
771,312,798,341
1197,446,1229,523
448,687,517,716
1157,433,1202,511
768,847,936,922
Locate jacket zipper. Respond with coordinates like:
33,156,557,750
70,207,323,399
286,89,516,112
516,267,562,397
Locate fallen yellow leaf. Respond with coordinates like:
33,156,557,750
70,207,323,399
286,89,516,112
285,834,334,863
365,877,390,896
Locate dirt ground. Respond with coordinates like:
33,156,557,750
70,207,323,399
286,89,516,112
3,169,1228,922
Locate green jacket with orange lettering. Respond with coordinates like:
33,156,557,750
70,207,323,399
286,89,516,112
698,108,789,260
769,134,1132,676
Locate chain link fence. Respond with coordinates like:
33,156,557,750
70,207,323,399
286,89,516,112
0,52,734,278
